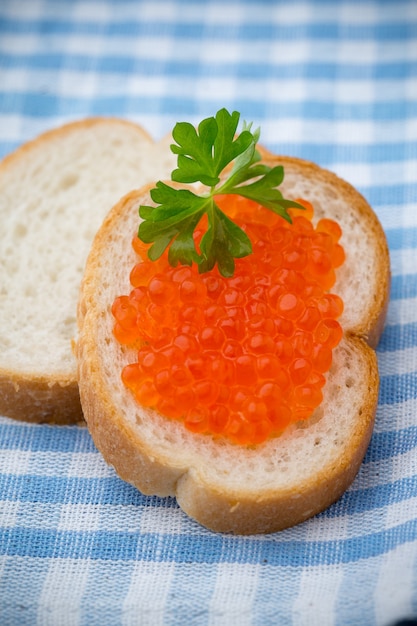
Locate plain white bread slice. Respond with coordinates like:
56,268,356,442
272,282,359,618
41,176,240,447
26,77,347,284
76,156,390,534
0,118,176,423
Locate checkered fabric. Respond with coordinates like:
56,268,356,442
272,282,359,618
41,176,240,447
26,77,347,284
1,1,417,624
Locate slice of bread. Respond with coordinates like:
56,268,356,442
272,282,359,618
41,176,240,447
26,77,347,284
76,156,390,534
0,118,176,423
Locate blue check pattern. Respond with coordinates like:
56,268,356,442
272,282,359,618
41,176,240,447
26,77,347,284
1,1,417,624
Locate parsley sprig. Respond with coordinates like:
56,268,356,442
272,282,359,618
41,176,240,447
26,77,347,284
138,108,303,277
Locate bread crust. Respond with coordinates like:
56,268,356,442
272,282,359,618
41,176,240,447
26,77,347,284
0,368,81,425
0,118,172,423
0,117,153,171
77,158,390,534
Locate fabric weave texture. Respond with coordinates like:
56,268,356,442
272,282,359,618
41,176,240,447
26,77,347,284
1,1,416,624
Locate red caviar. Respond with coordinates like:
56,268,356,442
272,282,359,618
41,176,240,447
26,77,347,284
112,196,345,446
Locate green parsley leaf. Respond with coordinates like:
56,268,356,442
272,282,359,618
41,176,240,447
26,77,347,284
138,108,304,277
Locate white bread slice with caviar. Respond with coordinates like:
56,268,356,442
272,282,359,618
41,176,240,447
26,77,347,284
0,117,176,424
76,156,390,534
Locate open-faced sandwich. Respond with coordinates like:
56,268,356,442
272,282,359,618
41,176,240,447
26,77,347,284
77,109,390,534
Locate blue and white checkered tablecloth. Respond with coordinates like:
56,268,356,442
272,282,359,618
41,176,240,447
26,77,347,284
1,1,417,624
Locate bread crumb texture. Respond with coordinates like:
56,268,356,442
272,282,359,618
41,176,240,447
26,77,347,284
0,118,175,422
